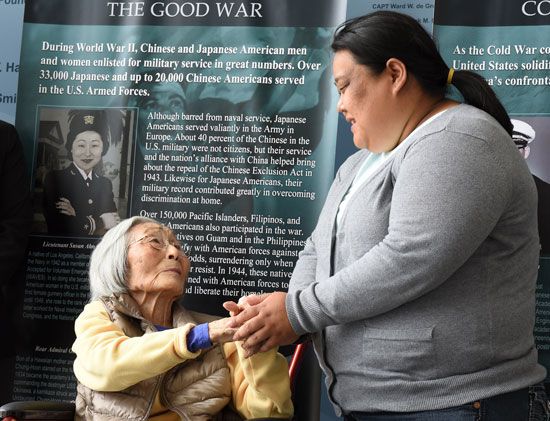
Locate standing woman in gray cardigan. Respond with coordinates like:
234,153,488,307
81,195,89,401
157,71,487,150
228,11,549,421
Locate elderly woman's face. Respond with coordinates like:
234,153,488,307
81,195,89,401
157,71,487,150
126,222,190,298
71,130,103,173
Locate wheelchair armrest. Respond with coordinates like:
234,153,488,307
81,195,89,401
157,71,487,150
0,401,75,420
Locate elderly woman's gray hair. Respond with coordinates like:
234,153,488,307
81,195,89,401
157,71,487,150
89,216,157,300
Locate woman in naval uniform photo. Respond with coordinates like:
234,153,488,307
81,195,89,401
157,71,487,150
43,109,121,236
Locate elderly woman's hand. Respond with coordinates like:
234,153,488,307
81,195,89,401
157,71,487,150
208,317,238,344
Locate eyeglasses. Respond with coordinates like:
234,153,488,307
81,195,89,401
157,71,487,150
128,233,191,257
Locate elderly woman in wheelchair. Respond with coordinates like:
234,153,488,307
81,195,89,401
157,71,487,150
71,216,293,420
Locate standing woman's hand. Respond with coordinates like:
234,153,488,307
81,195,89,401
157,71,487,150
222,293,269,317
230,292,299,357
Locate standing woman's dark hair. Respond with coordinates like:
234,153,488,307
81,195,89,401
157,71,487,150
331,11,513,135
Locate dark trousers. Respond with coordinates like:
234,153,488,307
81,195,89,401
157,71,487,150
344,383,550,421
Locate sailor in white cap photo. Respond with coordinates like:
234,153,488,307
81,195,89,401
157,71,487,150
512,118,550,255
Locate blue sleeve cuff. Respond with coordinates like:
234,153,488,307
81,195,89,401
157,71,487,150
186,323,212,352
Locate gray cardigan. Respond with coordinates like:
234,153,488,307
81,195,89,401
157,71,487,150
286,104,546,415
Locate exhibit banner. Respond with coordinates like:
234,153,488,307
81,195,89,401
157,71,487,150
434,0,550,375
3,0,346,403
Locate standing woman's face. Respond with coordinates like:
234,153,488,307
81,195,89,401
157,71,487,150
71,130,104,174
333,50,396,152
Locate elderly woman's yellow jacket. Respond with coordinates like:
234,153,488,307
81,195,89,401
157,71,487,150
72,294,293,420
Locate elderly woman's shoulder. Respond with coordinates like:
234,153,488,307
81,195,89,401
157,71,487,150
74,300,111,333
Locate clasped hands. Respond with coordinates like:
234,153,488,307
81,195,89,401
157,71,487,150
208,292,299,357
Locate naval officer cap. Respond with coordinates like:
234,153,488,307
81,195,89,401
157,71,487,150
511,119,536,149
66,109,110,156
